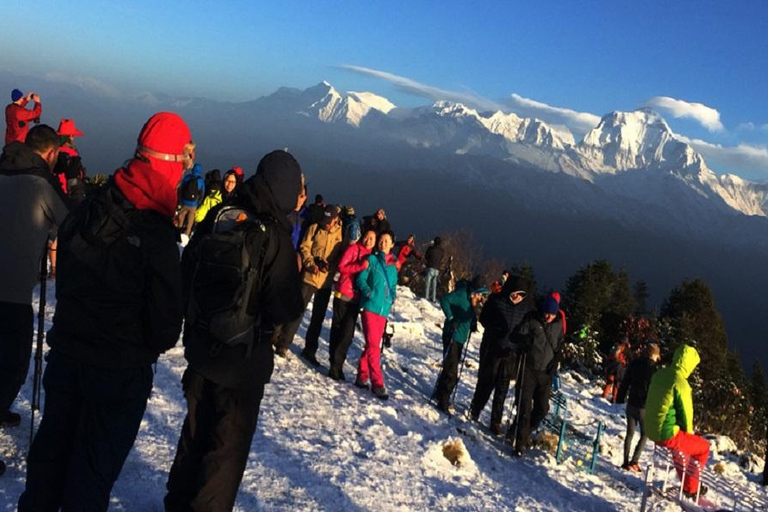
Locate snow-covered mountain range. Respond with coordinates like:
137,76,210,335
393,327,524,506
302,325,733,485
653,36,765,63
283,82,768,217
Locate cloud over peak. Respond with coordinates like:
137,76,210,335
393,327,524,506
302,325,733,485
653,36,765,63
644,96,724,132
507,94,601,135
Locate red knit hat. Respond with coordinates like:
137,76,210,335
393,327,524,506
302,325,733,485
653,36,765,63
114,112,191,217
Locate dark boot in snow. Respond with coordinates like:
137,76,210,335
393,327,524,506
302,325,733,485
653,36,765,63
328,368,346,381
354,378,369,389
0,459,5,476
300,349,321,367
0,411,20,428
372,386,389,400
490,423,503,436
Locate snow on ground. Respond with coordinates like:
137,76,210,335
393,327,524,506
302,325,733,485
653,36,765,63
2,284,768,511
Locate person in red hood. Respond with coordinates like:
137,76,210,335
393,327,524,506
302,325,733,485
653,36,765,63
5,88,42,146
19,112,191,512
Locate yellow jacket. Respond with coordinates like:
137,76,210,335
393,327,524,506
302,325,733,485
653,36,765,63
300,222,343,289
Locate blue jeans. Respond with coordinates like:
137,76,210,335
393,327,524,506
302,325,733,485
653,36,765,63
425,267,439,302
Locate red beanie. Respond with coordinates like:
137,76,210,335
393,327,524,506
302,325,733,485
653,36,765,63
114,112,191,217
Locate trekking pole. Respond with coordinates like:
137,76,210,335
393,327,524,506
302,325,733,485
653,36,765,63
507,353,527,447
30,242,49,444
450,333,471,405
504,353,525,432
430,333,454,401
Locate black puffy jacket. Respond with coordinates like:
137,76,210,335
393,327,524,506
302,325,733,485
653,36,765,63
49,182,183,368
512,311,565,373
479,292,532,356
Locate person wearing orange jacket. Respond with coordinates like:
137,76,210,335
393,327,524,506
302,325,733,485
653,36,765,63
5,89,42,146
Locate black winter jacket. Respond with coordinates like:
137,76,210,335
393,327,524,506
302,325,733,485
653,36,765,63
617,356,657,408
182,176,304,391
479,293,533,356
512,312,564,373
49,183,183,368
424,244,445,270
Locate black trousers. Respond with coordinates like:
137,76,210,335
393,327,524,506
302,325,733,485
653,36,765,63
165,369,264,512
514,367,552,451
0,301,34,416
434,341,464,408
18,350,153,512
303,287,333,357
470,339,516,426
275,283,316,352
328,297,360,372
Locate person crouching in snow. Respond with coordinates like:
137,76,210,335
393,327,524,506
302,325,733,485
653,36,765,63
509,296,564,456
354,230,399,400
645,344,711,500
434,276,488,414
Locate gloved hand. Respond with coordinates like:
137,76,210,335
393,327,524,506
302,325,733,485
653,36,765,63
314,257,329,272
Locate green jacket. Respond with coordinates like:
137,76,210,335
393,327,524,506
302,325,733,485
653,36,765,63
356,252,398,317
645,345,700,442
195,190,222,223
440,281,476,345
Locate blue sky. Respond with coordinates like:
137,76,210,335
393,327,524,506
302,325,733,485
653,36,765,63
2,0,767,178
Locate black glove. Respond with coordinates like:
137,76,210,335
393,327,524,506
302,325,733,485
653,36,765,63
314,257,329,272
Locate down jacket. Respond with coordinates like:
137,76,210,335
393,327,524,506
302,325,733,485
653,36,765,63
645,345,700,442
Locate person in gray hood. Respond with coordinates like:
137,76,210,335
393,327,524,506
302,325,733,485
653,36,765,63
0,125,68,431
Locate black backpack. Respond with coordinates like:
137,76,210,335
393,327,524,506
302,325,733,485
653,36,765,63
186,206,270,348
181,175,201,204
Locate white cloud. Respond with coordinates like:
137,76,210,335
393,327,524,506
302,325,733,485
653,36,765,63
645,96,724,132
736,122,768,132
508,93,601,135
340,64,505,112
45,71,123,99
676,134,768,176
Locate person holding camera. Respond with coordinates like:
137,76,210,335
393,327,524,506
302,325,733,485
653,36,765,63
274,204,342,364
5,89,42,146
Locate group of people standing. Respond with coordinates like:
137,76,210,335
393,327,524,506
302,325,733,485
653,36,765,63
0,86,756,510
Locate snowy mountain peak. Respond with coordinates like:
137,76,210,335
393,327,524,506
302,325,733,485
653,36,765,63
301,82,396,127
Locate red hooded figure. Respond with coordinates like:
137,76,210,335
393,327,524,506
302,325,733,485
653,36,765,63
114,112,192,217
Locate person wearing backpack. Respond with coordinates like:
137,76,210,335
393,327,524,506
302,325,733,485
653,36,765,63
354,230,399,400
177,158,203,238
195,169,239,224
18,112,192,511
274,204,343,363
165,150,305,512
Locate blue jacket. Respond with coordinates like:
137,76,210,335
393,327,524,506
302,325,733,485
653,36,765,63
440,280,476,345
180,164,205,207
356,252,398,317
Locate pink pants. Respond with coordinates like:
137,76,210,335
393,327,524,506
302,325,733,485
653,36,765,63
357,311,387,388
657,430,710,494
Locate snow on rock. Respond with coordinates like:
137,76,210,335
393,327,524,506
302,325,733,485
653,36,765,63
1,284,767,511
301,82,396,127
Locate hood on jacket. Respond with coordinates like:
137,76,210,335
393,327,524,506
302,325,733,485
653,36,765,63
190,163,204,177
0,141,67,202
501,275,530,296
114,112,191,217
672,344,700,379
239,150,302,232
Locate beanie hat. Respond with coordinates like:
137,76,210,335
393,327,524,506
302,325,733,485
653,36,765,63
254,150,302,215
344,205,355,216
11,89,23,102
57,119,84,137
541,296,560,315
208,169,222,184
469,275,488,295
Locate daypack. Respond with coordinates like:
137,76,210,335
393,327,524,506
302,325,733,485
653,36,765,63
344,219,360,243
181,175,201,204
186,206,270,348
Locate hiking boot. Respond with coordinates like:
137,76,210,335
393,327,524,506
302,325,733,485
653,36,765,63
436,402,454,415
300,350,321,367
328,368,346,381
372,386,389,400
512,447,524,458
0,411,21,428
274,347,289,359
683,485,708,501
354,378,369,389
467,409,480,422
490,423,503,436
0,459,5,476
